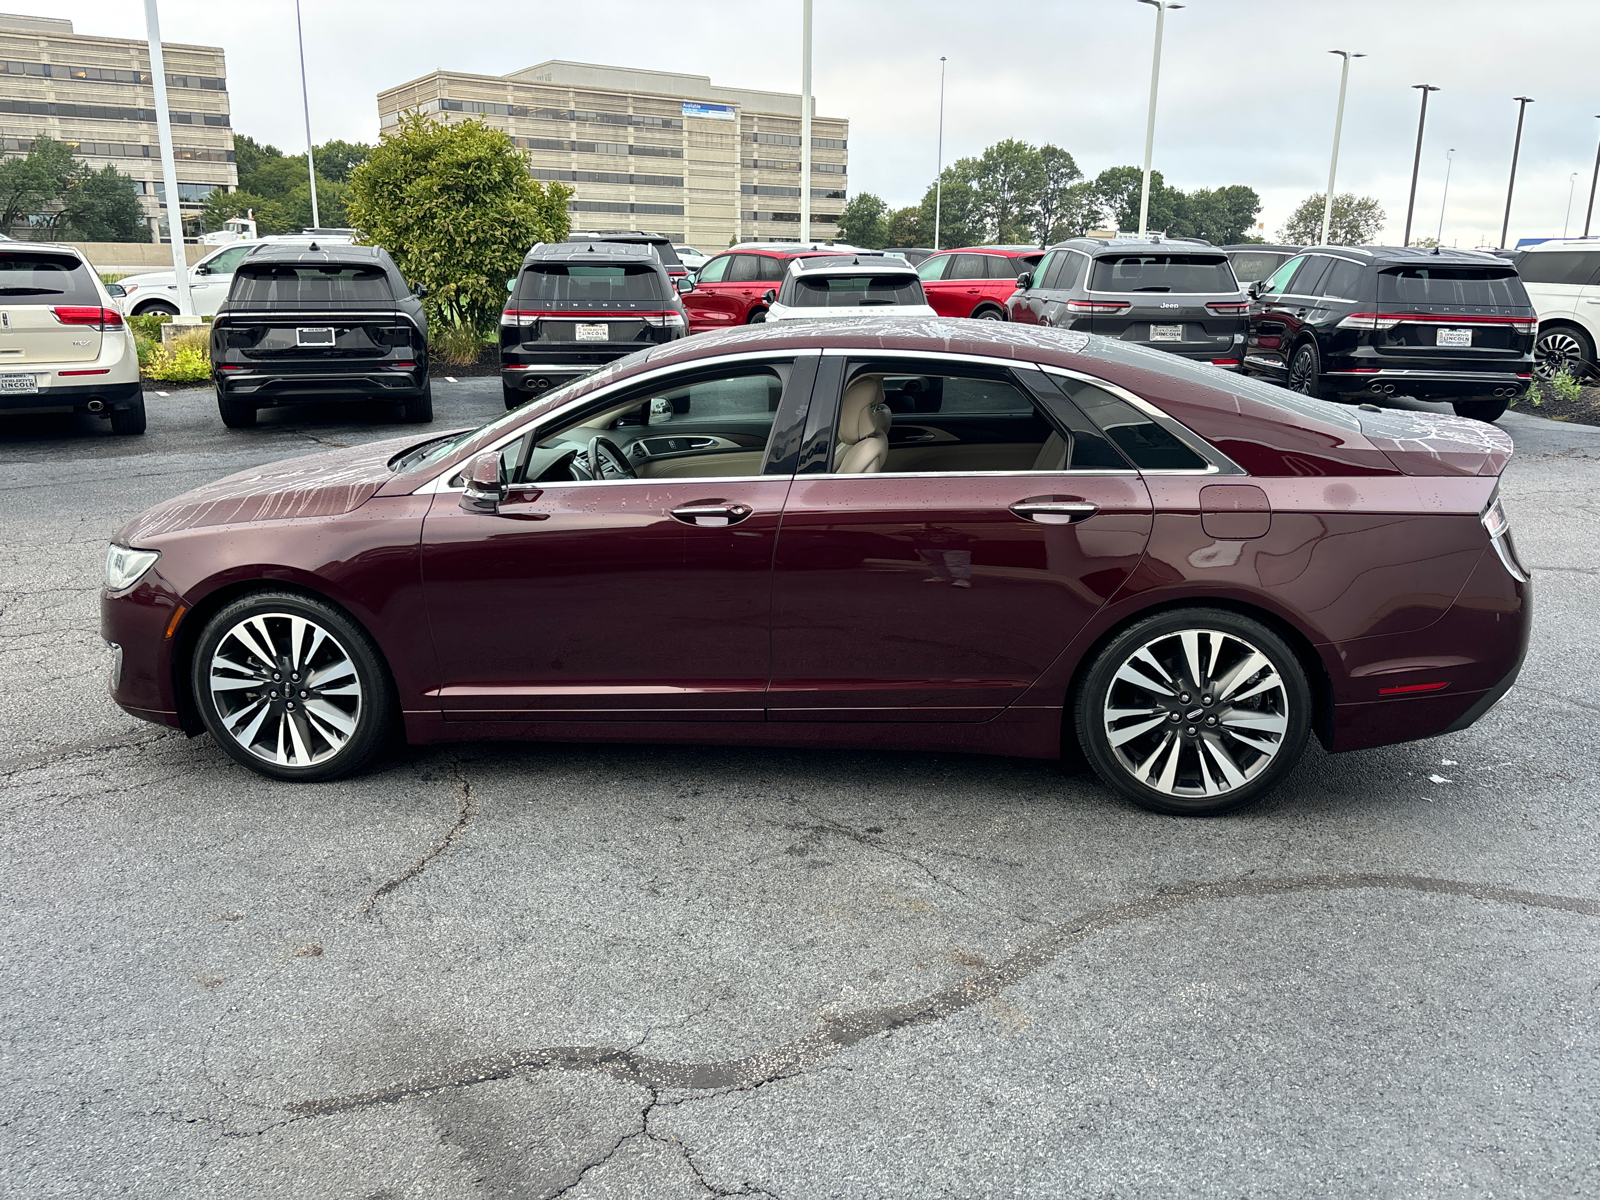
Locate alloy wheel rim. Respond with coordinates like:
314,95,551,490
208,612,362,767
1288,351,1315,394
1534,332,1584,380
1102,628,1288,799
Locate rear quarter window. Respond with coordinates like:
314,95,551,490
1516,250,1600,287
1378,267,1529,307
518,263,665,303
232,263,394,305
0,251,100,304
1091,254,1236,294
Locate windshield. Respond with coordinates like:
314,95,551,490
230,263,393,305
786,274,925,308
517,263,666,303
0,251,100,302
1091,254,1237,294
1229,251,1285,282
1378,267,1528,307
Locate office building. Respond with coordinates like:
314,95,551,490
0,11,235,240
377,60,848,251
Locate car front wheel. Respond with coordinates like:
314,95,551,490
192,591,395,782
1074,608,1312,816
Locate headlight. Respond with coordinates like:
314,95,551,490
105,545,160,592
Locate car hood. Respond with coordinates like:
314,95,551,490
116,434,420,544
1354,406,1515,477
118,269,183,289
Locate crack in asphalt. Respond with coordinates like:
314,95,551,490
287,871,1600,1119
0,728,179,779
358,752,479,914
1516,684,1600,717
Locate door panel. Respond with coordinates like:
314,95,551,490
769,473,1153,721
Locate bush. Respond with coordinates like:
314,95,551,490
140,326,210,382
127,312,171,343
1535,368,1583,406
432,322,487,366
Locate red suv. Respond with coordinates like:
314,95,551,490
681,244,857,332
916,247,1042,320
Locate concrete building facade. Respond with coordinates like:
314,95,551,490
0,12,235,240
377,60,847,251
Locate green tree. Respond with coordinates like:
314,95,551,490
231,134,283,183
1031,145,1086,243
0,136,79,232
1178,184,1262,244
56,164,148,241
884,204,928,247
201,188,292,235
835,192,888,248
919,172,986,249
968,139,1042,243
1092,165,1180,235
347,111,571,330
313,139,373,183
1279,192,1386,245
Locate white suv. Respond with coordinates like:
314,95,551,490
1514,239,1600,380
117,232,356,318
0,244,144,434
766,255,936,323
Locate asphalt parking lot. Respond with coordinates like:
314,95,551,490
3,381,1598,1199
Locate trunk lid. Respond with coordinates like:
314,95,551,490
1354,405,1514,477
0,249,109,365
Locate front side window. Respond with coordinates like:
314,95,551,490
516,262,665,303
1378,267,1529,307
695,255,731,283
1091,254,1236,294
204,244,256,274
916,255,950,282
786,273,924,307
230,263,393,305
1258,255,1305,297
1026,251,1056,287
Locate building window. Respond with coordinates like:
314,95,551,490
741,211,838,225
531,168,683,188
569,200,685,216
741,184,801,197
513,136,684,160
0,98,229,126
145,181,220,203
0,62,226,90
531,107,683,130
743,132,847,150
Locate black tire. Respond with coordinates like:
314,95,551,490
972,306,1006,321
109,392,146,435
1533,323,1594,381
403,378,434,423
746,308,768,324
217,388,257,429
1287,341,1321,398
503,381,523,410
133,302,178,318
191,590,396,782
1074,607,1312,816
1451,397,1509,423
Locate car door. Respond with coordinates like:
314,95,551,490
917,253,962,317
1008,251,1058,324
767,355,1153,722
189,243,256,316
419,354,816,722
1245,253,1309,376
681,253,739,331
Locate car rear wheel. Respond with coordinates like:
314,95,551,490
1451,398,1509,423
1287,342,1321,398
972,306,1005,321
402,378,434,423
217,388,257,429
133,301,178,318
1534,324,1594,381
1074,608,1312,816
747,308,768,324
192,591,395,782
109,392,146,435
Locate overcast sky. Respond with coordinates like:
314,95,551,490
45,0,1600,246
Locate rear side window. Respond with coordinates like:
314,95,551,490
1321,258,1366,301
727,255,765,283
231,263,393,305
989,255,1024,279
1091,254,1236,294
1053,376,1209,471
787,274,924,307
1048,252,1086,290
0,251,100,304
652,242,682,266
1378,267,1529,307
1516,250,1600,287
755,255,787,282
516,263,664,303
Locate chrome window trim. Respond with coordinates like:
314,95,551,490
801,469,1141,480
416,348,817,494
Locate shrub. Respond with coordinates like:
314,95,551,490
432,321,487,366
128,312,171,343
141,327,210,382
1536,368,1583,406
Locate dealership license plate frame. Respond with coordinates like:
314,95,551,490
0,373,38,393
296,327,336,348
575,323,610,342
1436,327,1472,348
1150,323,1184,342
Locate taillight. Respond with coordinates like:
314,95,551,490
1338,313,1402,331
1339,312,1536,334
1481,490,1528,583
1065,299,1131,314
639,312,686,328
53,305,123,328
1205,301,1250,314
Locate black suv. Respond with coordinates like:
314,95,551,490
1006,238,1249,369
1244,246,1535,422
1223,244,1302,286
210,243,430,428
500,241,688,409
564,230,688,284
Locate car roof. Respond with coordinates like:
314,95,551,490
1516,237,1600,253
1222,244,1302,253
790,255,917,275
728,241,882,255
1052,237,1226,256
0,241,84,257
925,246,1036,257
526,241,659,263
567,230,671,244
1323,245,1510,266
240,243,391,266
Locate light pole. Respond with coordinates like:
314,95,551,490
1136,0,1182,238
1500,96,1533,250
1585,116,1600,238
141,0,192,318
1321,50,1365,246
1436,148,1455,245
1564,172,1579,238
934,56,946,251
1402,84,1439,246
799,0,812,245
295,0,320,230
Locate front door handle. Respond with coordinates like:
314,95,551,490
1010,498,1099,525
670,501,752,527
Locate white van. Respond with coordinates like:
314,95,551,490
1514,239,1600,379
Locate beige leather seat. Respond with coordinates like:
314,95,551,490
835,376,891,474
1031,432,1069,471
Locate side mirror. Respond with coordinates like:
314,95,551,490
1016,272,1033,290
105,283,126,298
1246,281,1262,299
412,282,428,298
459,450,505,513
194,263,211,275
676,276,696,295
506,278,516,294
762,288,777,305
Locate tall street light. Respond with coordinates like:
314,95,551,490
800,0,813,245
1585,115,1600,238
1136,0,1182,238
934,56,946,251
1500,96,1533,250
1402,83,1439,246
142,0,192,318
1436,148,1456,245
295,0,320,229
1321,50,1365,246
1564,172,1579,238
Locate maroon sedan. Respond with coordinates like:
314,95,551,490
101,322,1530,815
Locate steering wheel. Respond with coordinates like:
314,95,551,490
587,435,637,480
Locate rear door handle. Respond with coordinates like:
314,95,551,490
1010,499,1099,525
670,501,753,527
